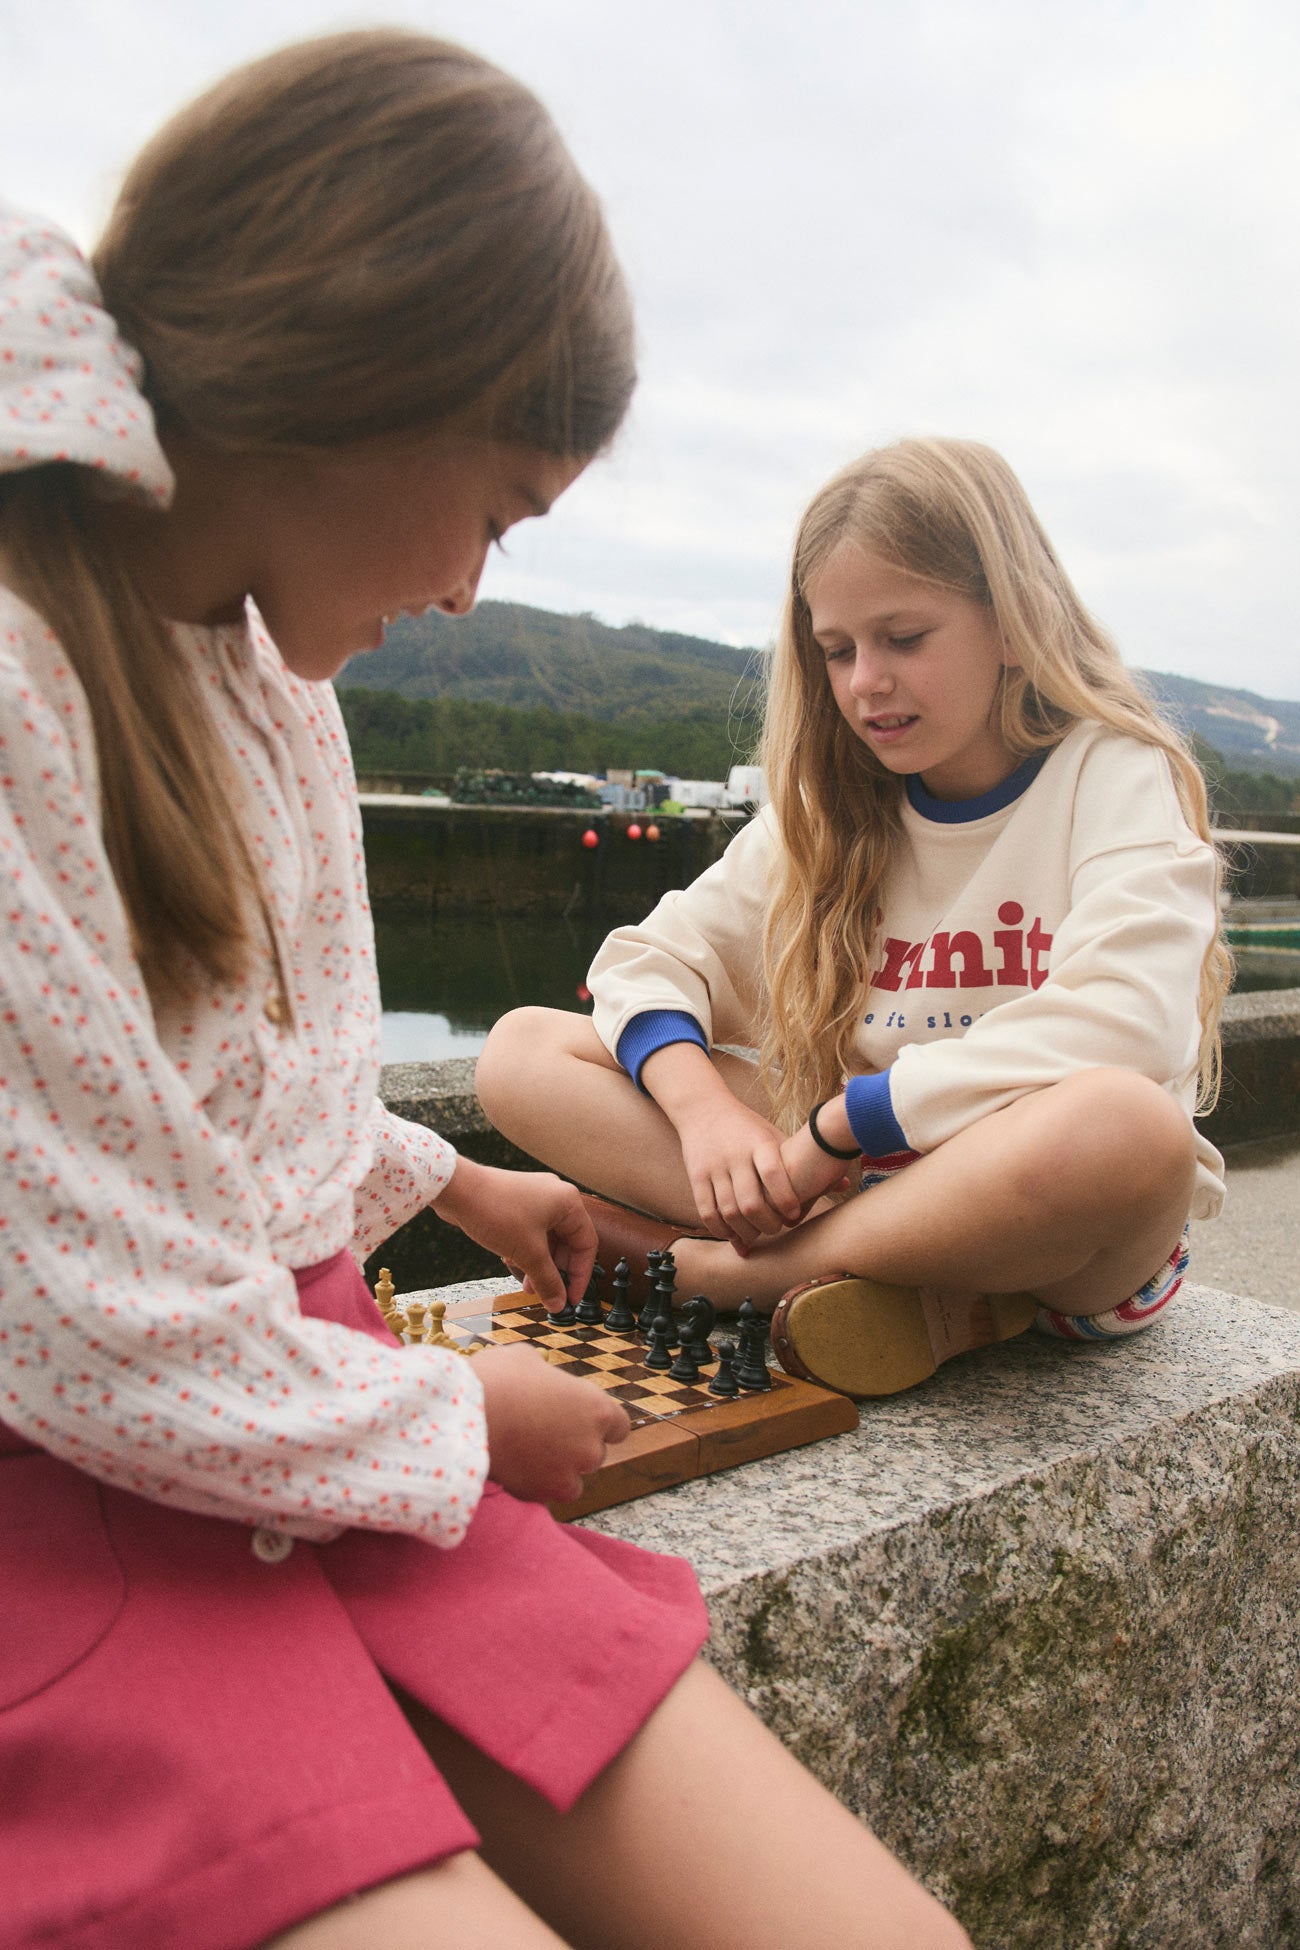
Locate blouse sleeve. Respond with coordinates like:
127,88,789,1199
351,1105,457,1262
0,632,487,1545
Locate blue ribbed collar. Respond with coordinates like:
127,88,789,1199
905,749,1050,824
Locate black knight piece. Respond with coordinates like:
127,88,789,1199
683,1295,716,1368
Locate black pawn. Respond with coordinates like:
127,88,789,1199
606,1258,636,1333
736,1299,771,1391
550,1291,579,1326
708,1338,740,1397
684,1295,716,1368
668,1334,702,1386
644,1312,674,1371
576,1263,605,1326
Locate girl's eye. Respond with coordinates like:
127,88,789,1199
887,632,925,651
487,522,508,553
821,644,853,663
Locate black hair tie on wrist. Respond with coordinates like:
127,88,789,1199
808,1101,861,1160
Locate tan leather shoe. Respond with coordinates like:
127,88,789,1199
579,1193,708,1304
769,1273,1038,1398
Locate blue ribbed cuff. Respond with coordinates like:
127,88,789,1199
616,1010,709,1092
844,1070,909,1155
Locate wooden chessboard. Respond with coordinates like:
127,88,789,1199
385,1288,859,1520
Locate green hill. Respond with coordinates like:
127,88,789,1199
335,598,1300,792
334,600,763,725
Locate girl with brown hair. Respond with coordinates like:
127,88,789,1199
0,34,966,1950
481,437,1227,1394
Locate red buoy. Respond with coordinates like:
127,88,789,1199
627,823,642,841
645,823,661,842
581,828,599,849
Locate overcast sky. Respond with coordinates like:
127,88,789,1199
3,0,1297,700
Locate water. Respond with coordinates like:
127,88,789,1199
376,911,1300,1065
376,910,612,1065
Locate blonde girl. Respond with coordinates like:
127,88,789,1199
0,38,967,1950
481,438,1226,1393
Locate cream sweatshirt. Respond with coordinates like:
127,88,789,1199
589,722,1225,1222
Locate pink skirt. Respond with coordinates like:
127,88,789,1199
0,1252,708,1950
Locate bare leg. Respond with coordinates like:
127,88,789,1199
673,1068,1197,1315
480,1015,1196,1318
395,1658,970,1950
265,1849,571,1949
477,1005,771,1226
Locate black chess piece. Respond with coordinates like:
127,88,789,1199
644,1312,674,1370
668,1334,702,1385
550,1290,579,1326
606,1257,636,1333
653,1261,680,1349
736,1298,772,1391
575,1263,605,1325
708,1338,740,1397
684,1295,716,1368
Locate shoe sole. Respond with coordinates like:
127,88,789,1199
773,1278,1038,1398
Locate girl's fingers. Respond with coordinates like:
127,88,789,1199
755,1153,803,1226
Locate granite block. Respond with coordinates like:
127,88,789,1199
403,1275,1300,1946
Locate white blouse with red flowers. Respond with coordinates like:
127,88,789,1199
0,585,487,1545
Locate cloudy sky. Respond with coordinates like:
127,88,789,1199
4,0,1297,699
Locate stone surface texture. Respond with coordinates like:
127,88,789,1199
406,1274,1300,1947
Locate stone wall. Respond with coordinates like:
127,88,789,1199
360,797,744,917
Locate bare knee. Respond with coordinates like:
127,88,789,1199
1018,1069,1197,1221
477,1007,576,1116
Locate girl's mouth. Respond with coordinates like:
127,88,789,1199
864,714,918,741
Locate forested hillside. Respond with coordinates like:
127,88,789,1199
340,688,753,781
336,597,1299,802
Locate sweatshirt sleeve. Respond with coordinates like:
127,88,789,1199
0,638,487,1546
887,834,1218,1154
588,810,776,1059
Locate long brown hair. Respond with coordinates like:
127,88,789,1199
758,437,1231,1125
0,30,634,1005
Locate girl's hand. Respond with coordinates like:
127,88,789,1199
475,1342,632,1504
676,1095,806,1251
432,1159,596,1311
640,1041,804,1250
780,1096,860,1208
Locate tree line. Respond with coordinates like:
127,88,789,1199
339,686,754,782
341,685,1298,813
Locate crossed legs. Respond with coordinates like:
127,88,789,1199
476,1007,1198,1316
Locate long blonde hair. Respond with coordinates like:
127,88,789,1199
758,437,1230,1124
0,30,634,1006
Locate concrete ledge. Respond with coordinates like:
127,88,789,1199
415,1275,1300,1946
370,987,1300,1290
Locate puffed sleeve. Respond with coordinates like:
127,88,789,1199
0,628,488,1543
351,1105,457,1262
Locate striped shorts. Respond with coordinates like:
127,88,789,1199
858,1148,1189,1342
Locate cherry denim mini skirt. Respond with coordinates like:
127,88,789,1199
0,1252,708,1950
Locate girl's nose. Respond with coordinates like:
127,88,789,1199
849,649,892,699
435,558,486,617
